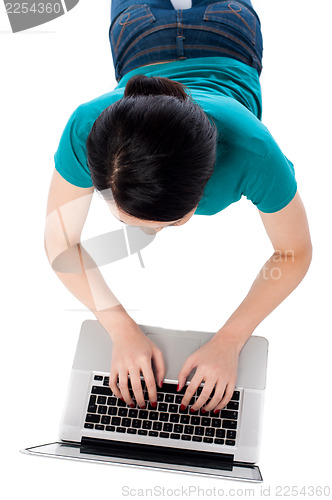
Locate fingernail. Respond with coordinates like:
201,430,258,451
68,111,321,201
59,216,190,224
180,404,186,410
120,397,125,401
151,401,157,408
201,408,207,413
214,409,220,414
160,380,163,388
190,407,197,413
140,405,146,409
177,384,180,391
130,403,135,408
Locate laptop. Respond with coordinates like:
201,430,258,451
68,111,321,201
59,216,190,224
21,319,268,482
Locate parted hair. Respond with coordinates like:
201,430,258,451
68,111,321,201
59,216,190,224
86,74,217,222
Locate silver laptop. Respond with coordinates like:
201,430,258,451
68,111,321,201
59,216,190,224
21,319,268,482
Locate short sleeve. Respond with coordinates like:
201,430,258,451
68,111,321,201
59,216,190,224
244,136,297,213
54,107,94,188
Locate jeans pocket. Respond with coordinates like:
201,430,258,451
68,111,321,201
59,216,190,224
203,1,257,45
110,4,156,57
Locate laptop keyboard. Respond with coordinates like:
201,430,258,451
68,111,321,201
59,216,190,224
84,374,241,447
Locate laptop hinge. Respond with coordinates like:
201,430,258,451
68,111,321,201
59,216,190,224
81,436,234,471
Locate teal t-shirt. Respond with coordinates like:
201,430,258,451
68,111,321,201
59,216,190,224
54,57,297,215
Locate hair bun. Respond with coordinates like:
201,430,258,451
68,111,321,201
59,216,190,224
124,74,188,100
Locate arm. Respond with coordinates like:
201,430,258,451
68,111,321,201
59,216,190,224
177,190,312,412
44,169,165,406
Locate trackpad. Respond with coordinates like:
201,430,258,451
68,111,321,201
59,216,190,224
146,333,200,381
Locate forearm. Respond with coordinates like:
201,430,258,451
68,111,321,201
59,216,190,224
45,242,132,335
216,250,312,349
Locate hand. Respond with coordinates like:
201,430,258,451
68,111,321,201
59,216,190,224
108,317,165,408
177,331,241,413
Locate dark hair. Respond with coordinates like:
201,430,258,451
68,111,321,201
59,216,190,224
86,74,217,222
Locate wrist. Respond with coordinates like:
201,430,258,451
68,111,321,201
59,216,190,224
214,325,253,354
94,305,134,339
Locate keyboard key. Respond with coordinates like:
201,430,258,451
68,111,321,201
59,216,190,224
138,429,148,435
169,404,178,413
170,414,180,423
86,414,100,423
107,397,117,406
149,412,159,420
94,375,103,381
91,386,112,396
89,395,97,406
97,396,106,405
163,423,173,432
118,408,128,417
174,424,183,433
157,393,164,402
142,421,152,429
116,427,126,433
192,436,202,442
111,417,121,426
226,440,236,446
170,433,180,440
227,401,239,410
149,431,158,437
101,415,110,424
214,438,225,445
153,422,162,431
180,415,190,424
205,428,215,437
203,437,213,443
211,419,221,427
108,407,117,415
184,425,194,435
160,432,170,439
103,377,110,386
227,430,237,439
201,417,211,426
165,394,174,403
95,424,104,431
138,410,148,419
216,429,226,438
159,413,169,422
195,426,204,436
128,409,138,418
117,399,126,407
220,410,238,420
122,418,131,427
181,435,191,441
98,405,107,415
84,423,93,429
106,426,115,432
175,395,182,404
127,428,137,434
191,416,200,425
231,391,240,401
88,405,97,413
132,419,141,428
222,420,237,429
158,403,168,412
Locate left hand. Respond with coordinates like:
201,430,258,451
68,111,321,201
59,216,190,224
177,331,241,413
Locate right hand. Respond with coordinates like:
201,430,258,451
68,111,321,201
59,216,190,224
108,316,165,408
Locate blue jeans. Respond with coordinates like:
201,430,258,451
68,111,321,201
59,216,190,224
110,0,263,82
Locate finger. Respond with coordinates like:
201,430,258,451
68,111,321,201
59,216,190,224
109,371,122,400
177,355,196,391
192,381,217,412
151,347,165,388
118,371,134,406
180,372,203,409
141,364,157,407
129,370,146,408
202,380,227,412
213,382,236,414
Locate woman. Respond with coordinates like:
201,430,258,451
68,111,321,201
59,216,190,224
45,0,312,414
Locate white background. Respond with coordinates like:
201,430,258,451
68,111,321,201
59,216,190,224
1,0,331,498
